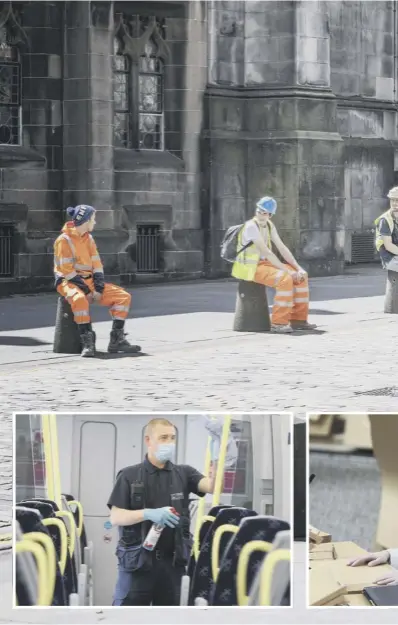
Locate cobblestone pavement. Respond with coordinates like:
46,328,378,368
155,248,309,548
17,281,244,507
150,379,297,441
1,269,398,623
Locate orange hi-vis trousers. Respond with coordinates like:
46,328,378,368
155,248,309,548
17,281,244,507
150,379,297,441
253,261,309,326
57,277,131,325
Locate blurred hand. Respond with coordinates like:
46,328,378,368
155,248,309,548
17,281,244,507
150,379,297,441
347,550,390,567
374,571,398,586
92,291,102,302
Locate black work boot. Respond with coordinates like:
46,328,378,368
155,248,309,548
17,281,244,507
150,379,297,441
108,328,141,354
80,330,96,358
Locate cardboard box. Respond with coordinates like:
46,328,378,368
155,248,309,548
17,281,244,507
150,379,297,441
313,557,395,593
309,567,346,606
342,415,372,450
333,541,368,559
309,414,334,439
309,525,332,544
369,415,398,549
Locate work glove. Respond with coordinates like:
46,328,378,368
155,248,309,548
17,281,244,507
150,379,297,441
93,272,105,294
143,507,180,528
203,416,238,469
68,275,91,296
347,550,390,568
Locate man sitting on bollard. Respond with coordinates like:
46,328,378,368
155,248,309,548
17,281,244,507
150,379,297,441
374,186,398,272
232,196,317,334
54,204,141,358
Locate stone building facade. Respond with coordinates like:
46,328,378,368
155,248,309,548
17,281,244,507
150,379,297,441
0,0,397,295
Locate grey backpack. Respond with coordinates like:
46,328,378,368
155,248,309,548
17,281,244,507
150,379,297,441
220,223,255,263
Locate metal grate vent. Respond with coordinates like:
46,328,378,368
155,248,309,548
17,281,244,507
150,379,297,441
351,232,376,264
0,224,14,277
136,224,161,273
355,387,398,397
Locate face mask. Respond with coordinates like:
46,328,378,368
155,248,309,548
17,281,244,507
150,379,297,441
154,443,175,463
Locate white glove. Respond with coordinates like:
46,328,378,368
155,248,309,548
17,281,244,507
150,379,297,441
347,550,390,567
374,571,398,586
203,416,238,469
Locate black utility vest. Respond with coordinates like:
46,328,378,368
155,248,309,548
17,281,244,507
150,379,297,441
118,462,192,567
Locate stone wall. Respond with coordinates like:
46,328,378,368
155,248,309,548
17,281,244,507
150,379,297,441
203,0,398,277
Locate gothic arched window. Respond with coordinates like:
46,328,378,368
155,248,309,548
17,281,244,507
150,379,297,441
0,39,21,145
138,41,164,150
113,14,167,151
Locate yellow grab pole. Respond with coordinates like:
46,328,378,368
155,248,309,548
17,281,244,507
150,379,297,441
211,415,231,507
41,415,55,503
192,437,212,561
49,414,62,510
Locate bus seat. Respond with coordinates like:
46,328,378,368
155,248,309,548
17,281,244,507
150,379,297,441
190,507,257,605
210,515,290,606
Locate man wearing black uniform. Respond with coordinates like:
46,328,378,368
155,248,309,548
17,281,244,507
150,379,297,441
107,417,216,606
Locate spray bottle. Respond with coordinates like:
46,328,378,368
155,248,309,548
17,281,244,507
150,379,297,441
143,507,180,551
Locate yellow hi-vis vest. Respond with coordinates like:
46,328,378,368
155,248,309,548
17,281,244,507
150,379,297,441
231,219,272,281
374,210,394,251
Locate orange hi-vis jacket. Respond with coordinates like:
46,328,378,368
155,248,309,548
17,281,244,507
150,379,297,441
54,221,103,286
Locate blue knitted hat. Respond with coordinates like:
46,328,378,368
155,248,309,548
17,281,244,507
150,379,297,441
66,204,96,226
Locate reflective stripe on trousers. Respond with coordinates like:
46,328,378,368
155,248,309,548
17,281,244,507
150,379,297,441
253,261,309,325
56,278,132,324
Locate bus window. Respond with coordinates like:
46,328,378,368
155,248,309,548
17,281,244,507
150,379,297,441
210,419,254,509
141,425,179,460
15,414,46,502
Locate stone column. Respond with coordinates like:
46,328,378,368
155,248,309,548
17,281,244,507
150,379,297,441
63,1,114,230
294,0,331,88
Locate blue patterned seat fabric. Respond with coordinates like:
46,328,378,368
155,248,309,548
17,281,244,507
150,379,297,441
210,515,290,606
190,506,257,604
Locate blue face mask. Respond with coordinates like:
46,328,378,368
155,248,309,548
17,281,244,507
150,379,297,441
154,443,175,463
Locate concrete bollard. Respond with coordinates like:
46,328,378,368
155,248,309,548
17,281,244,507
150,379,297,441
233,280,271,332
53,297,82,354
384,270,398,313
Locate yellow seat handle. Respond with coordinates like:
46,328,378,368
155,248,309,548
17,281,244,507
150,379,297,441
56,510,76,557
192,515,216,561
236,540,273,606
42,518,68,574
23,532,57,607
259,549,291,606
68,500,84,538
16,540,48,606
211,524,238,583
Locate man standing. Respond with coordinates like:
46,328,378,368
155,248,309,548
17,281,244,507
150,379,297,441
107,417,224,606
374,186,398,272
232,196,316,334
54,204,141,357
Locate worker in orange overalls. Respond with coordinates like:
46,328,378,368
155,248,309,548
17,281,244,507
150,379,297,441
54,204,141,357
232,196,317,334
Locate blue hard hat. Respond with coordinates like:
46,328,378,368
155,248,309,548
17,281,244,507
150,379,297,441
256,196,277,214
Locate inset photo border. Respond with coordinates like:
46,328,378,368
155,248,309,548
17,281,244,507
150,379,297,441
13,412,294,610
307,413,398,609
